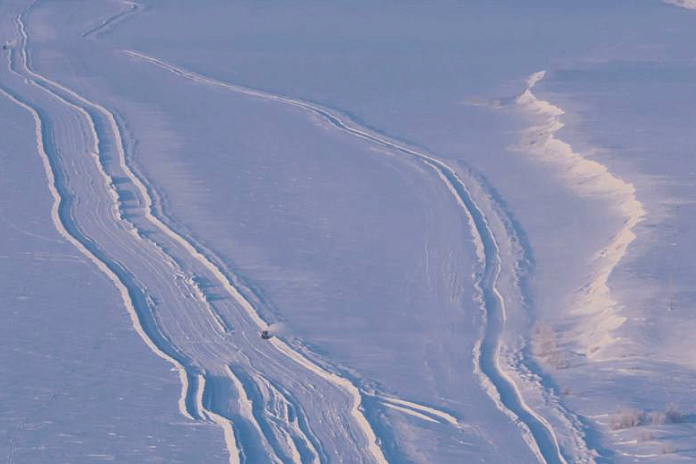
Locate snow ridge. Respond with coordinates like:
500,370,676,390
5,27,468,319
515,71,646,356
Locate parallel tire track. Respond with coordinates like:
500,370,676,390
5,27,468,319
3,2,390,462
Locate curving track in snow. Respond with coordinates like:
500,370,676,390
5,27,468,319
123,50,572,463
81,0,141,39
0,1,391,463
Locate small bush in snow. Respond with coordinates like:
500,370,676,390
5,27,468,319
609,409,643,430
665,405,684,423
645,411,666,426
531,323,568,369
609,405,687,431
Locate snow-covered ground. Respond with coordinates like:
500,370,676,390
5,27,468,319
1,0,695,462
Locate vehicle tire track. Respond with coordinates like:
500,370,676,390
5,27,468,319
124,50,570,463
2,2,390,462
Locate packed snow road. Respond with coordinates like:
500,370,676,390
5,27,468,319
0,2,391,463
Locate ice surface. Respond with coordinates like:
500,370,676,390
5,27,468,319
1,0,696,462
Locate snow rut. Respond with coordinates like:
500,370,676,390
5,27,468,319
81,0,140,39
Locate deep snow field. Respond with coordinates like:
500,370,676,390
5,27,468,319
1,1,695,462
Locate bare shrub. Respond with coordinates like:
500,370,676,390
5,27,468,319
665,404,684,423
661,444,675,455
638,431,654,442
609,409,644,430
531,323,568,369
645,411,666,426
608,404,687,434
561,386,572,396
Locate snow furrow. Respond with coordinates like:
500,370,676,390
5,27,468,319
373,395,461,428
223,366,286,464
0,45,198,427
245,375,305,464
81,0,140,39
381,403,440,425
198,374,243,464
